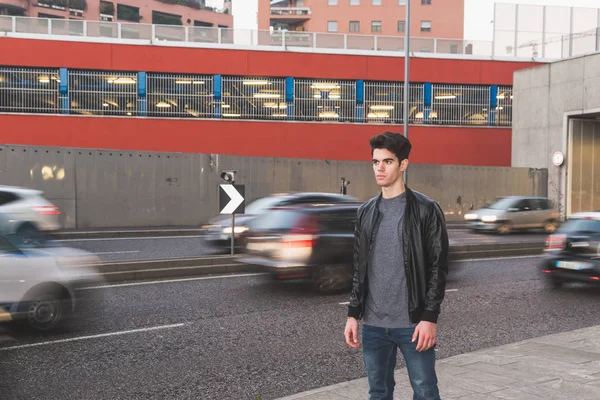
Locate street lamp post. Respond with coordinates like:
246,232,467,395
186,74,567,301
402,0,411,185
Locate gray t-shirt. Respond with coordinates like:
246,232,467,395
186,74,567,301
362,192,416,329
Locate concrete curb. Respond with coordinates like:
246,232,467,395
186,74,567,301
79,241,546,283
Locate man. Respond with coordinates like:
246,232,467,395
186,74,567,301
344,131,449,400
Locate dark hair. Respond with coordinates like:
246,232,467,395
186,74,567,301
370,131,411,161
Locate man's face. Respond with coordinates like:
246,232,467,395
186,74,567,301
372,148,407,187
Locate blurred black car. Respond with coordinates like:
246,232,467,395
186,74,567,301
201,192,359,253
541,212,600,288
239,202,360,293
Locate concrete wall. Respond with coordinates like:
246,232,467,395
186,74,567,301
0,144,547,229
513,52,600,218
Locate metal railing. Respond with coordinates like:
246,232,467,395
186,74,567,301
0,67,514,127
68,70,138,116
0,15,499,58
270,7,311,16
0,67,60,114
431,84,491,126
222,76,287,120
364,81,424,124
496,86,513,127
147,73,214,118
294,79,356,122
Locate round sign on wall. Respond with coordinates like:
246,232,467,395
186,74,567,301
552,151,564,167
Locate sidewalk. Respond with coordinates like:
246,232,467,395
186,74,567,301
277,325,600,400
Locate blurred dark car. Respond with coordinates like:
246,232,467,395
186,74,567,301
239,202,361,293
201,192,359,253
541,212,600,288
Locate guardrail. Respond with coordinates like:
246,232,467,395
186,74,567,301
0,15,495,57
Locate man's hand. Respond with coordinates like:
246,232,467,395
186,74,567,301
344,317,360,348
412,321,437,352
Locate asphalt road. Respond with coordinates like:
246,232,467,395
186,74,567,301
2,255,600,399
52,229,548,263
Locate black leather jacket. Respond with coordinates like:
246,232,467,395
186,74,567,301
347,187,449,324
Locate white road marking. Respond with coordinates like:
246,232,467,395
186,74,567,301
78,273,270,290
93,251,140,255
445,289,459,292
339,302,350,305
456,255,542,262
55,235,206,242
0,323,186,352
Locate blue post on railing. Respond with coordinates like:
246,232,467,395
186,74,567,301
423,83,432,124
213,74,222,118
137,72,147,117
285,77,294,121
356,80,364,123
59,68,68,115
489,85,498,126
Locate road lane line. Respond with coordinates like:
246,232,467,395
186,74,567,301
0,323,186,352
78,273,270,290
55,235,206,242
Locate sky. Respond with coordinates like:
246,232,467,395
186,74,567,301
210,0,600,40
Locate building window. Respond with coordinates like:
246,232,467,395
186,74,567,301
371,21,382,32
100,1,114,16
349,21,360,32
38,13,64,19
450,44,458,54
194,20,212,27
350,0,360,5
117,4,140,23
328,0,337,5
398,21,405,33
421,20,431,32
422,0,431,4
399,0,407,4
328,21,338,32
421,47,431,53
152,11,183,26
372,0,382,5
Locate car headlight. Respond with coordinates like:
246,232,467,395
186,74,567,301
464,214,477,220
222,226,249,234
481,215,497,223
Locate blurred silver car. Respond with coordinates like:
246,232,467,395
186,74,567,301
0,213,103,332
464,196,560,234
0,185,61,234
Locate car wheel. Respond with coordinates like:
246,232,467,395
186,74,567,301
543,220,559,234
18,293,70,332
497,222,512,235
312,264,352,294
17,223,43,246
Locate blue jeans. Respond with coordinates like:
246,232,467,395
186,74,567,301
362,324,440,400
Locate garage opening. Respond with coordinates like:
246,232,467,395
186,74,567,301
568,118,600,215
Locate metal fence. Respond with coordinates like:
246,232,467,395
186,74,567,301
0,15,522,59
497,86,513,127
0,67,513,127
294,79,356,122
68,70,138,116
147,73,214,118
431,84,491,126
0,67,60,114
221,76,287,120
364,81,424,124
